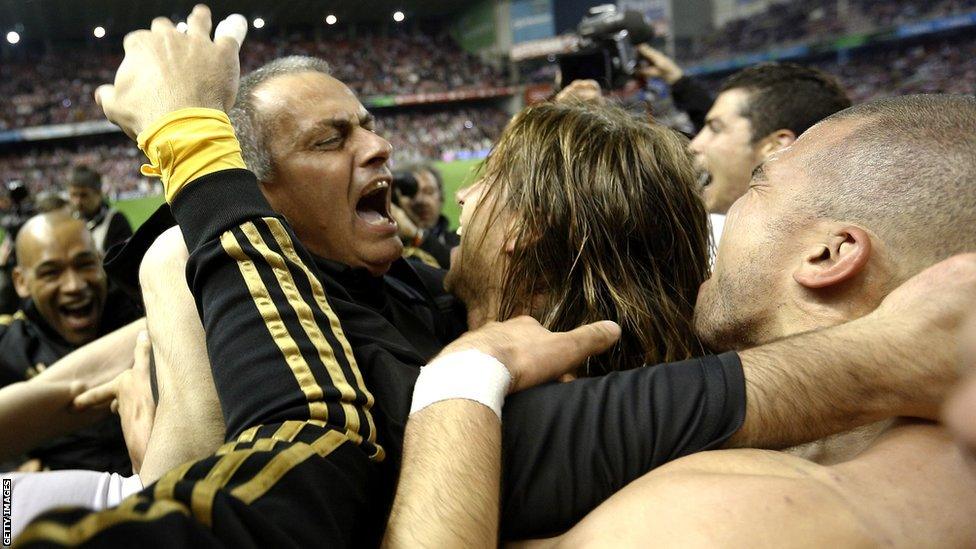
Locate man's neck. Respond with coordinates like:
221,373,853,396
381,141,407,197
465,304,492,331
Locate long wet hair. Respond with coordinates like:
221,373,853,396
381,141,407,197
465,101,710,374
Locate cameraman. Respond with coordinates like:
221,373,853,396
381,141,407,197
0,181,37,314
391,164,459,268
66,166,133,254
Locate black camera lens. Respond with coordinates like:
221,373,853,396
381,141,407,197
393,171,419,199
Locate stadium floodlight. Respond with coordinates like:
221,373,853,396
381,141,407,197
393,11,405,22
176,21,188,33
6,31,20,44
93,26,106,38
326,14,337,25
253,17,265,29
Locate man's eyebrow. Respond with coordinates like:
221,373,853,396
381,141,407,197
302,113,373,140
34,259,63,271
751,163,768,182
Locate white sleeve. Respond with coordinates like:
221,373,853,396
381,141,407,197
3,470,143,539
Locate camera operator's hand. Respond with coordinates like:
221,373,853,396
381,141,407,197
637,44,684,85
95,5,247,139
391,204,421,243
555,79,606,105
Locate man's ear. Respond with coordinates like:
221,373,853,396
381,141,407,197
12,267,30,299
757,129,797,158
793,226,872,289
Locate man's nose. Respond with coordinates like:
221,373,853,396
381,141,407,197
688,133,705,155
61,268,87,294
358,129,393,169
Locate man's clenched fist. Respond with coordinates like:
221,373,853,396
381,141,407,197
95,4,247,138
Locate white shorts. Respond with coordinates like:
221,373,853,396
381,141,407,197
2,470,143,539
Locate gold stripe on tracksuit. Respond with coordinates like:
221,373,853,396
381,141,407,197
153,460,197,501
238,222,365,442
216,421,306,456
189,450,254,528
264,218,382,460
220,230,333,427
15,499,189,546
230,430,348,505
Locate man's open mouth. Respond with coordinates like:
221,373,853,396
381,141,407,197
59,297,97,329
356,179,395,227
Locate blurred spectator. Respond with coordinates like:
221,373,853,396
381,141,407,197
0,141,154,200
694,35,976,102
66,166,133,254
380,106,509,166
681,0,976,61
394,164,460,268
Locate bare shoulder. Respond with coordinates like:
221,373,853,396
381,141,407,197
526,425,976,548
527,448,877,549
832,421,976,548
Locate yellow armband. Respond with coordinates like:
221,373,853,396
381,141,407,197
136,108,247,203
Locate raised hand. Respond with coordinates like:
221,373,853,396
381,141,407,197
555,79,606,105
636,44,684,85
95,4,248,139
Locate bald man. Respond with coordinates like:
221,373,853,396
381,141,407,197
0,211,137,472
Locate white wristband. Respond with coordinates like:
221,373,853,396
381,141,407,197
409,349,512,419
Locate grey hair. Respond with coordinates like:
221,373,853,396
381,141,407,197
229,56,333,182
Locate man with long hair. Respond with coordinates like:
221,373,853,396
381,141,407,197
444,101,709,373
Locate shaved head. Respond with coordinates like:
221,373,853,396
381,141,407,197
16,211,91,267
13,210,107,345
796,94,976,277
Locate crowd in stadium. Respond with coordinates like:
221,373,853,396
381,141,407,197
0,2,975,547
0,105,509,197
0,30,505,131
685,0,976,60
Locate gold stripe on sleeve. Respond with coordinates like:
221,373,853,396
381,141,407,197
220,229,329,425
239,222,364,442
264,218,379,449
153,460,196,501
230,430,348,505
189,451,254,528
15,499,189,546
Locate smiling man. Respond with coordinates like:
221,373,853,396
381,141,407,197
0,210,135,472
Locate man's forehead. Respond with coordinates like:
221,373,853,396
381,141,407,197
254,72,364,122
20,223,94,266
709,88,752,121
